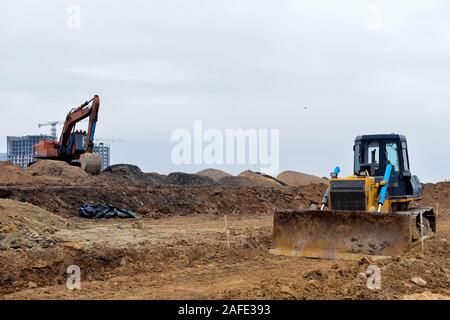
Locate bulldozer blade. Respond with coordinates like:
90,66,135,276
271,210,412,260
80,153,102,175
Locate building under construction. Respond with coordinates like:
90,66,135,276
7,135,110,169
93,143,110,170
7,135,53,167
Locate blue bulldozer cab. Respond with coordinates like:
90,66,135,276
353,134,422,199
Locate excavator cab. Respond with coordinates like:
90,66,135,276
272,134,436,260
70,130,89,155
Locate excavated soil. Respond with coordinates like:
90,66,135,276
238,171,285,187
1,204,448,300
277,170,326,187
421,182,450,213
0,161,280,189
0,160,449,300
165,172,216,187
99,164,166,187
197,168,231,181
217,176,261,187
0,199,69,250
0,185,323,217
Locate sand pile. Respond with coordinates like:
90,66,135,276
1,160,94,186
238,171,284,187
277,170,325,187
197,169,231,181
0,162,34,185
196,169,286,188
28,160,88,179
0,199,66,250
217,176,259,187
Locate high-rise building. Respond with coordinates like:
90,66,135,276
0,153,7,161
7,135,53,167
93,143,110,170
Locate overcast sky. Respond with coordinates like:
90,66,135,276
1,0,449,182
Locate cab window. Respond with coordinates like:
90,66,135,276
366,142,380,165
402,141,410,172
385,142,399,171
354,143,361,174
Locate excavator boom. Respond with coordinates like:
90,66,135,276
58,95,100,156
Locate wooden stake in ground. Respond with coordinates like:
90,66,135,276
223,215,231,249
419,211,424,255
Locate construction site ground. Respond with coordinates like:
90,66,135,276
0,161,449,300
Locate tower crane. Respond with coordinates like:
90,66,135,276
38,121,64,140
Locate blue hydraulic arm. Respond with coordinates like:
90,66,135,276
377,164,393,212
321,166,340,210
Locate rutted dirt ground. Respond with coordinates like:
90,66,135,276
0,161,449,300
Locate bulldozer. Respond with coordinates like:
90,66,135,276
33,95,103,175
272,134,437,260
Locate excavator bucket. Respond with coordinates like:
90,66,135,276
80,153,102,175
271,210,412,260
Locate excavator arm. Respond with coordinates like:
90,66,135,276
86,95,100,153
59,95,100,156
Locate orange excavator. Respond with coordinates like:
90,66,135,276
33,95,103,175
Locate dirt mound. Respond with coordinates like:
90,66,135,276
28,160,88,179
277,170,325,187
0,199,67,250
0,162,34,185
196,169,232,181
2,184,325,217
165,172,216,187
217,176,259,187
421,182,450,214
238,171,284,187
1,160,92,186
100,164,165,187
